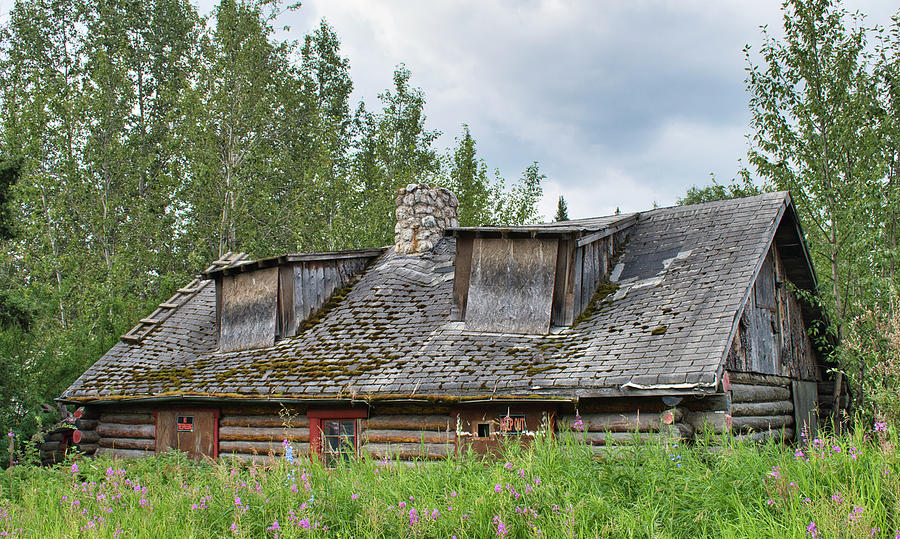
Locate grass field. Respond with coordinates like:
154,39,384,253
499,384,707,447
1,426,899,538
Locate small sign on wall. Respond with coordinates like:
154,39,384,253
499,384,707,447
176,415,194,432
499,414,526,435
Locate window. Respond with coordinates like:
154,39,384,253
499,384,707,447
307,408,368,466
476,423,491,438
321,420,357,466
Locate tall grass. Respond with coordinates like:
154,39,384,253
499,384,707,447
1,425,899,538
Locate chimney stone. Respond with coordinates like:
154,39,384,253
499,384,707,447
394,183,459,254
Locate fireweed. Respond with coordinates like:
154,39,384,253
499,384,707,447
0,424,900,537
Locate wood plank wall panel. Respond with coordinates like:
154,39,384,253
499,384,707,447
465,238,558,334
220,268,278,352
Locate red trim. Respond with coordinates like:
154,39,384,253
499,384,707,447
307,408,367,419
307,407,368,459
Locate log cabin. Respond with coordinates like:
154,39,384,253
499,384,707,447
54,186,844,463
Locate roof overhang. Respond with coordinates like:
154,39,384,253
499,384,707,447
202,248,385,279
444,214,637,242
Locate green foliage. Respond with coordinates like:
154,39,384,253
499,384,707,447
678,173,764,205
0,0,547,451
554,195,569,222
2,427,900,536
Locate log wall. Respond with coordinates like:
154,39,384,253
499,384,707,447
559,397,694,452
727,371,796,442
72,405,100,457
95,410,156,459
217,405,310,463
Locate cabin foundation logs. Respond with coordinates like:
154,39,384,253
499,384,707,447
727,372,796,442
559,407,692,452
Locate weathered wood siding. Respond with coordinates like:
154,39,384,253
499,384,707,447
726,245,818,380
220,268,278,352
286,257,369,336
465,238,558,334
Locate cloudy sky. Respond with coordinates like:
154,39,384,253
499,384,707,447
1,0,896,219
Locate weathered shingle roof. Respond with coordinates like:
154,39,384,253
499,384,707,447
61,192,794,403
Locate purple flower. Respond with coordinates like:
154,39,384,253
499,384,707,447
267,520,280,531
573,411,584,432
494,484,502,493
450,491,457,497
351,494,359,500
399,501,406,510
70,462,79,473
5,431,12,438
431,509,440,519
807,522,819,538
493,515,508,537
408,508,418,526
875,421,888,433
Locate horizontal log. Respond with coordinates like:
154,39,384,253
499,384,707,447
99,438,155,451
75,418,99,431
562,410,684,432
219,405,306,417
97,423,155,439
219,426,308,443
363,415,451,431
364,429,452,444
75,443,98,455
219,440,290,455
95,447,154,459
731,401,793,417
583,424,692,446
74,407,100,420
685,411,732,434
220,414,309,428
730,384,790,403
732,415,794,433
45,431,67,442
362,442,452,460
100,413,154,425
727,371,791,387
735,428,794,444
220,453,280,465
42,441,63,452
73,430,100,444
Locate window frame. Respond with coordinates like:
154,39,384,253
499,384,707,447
307,408,368,464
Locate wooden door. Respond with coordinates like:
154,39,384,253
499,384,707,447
156,409,219,460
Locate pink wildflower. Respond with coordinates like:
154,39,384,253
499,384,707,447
807,522,819,538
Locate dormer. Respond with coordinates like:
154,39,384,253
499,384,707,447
203,249,383,352
445,215,636,334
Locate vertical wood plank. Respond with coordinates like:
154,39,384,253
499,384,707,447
563,240,577,325
573,246,584,317
453,237,474,321
550,239,568,326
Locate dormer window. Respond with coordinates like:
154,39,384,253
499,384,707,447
207,249,383,352
446,215,636,334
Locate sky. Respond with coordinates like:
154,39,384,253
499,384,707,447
1,0,897,220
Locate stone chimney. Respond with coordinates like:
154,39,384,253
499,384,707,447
394,183,459,254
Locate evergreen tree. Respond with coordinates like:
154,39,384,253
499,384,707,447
554,195,569,221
